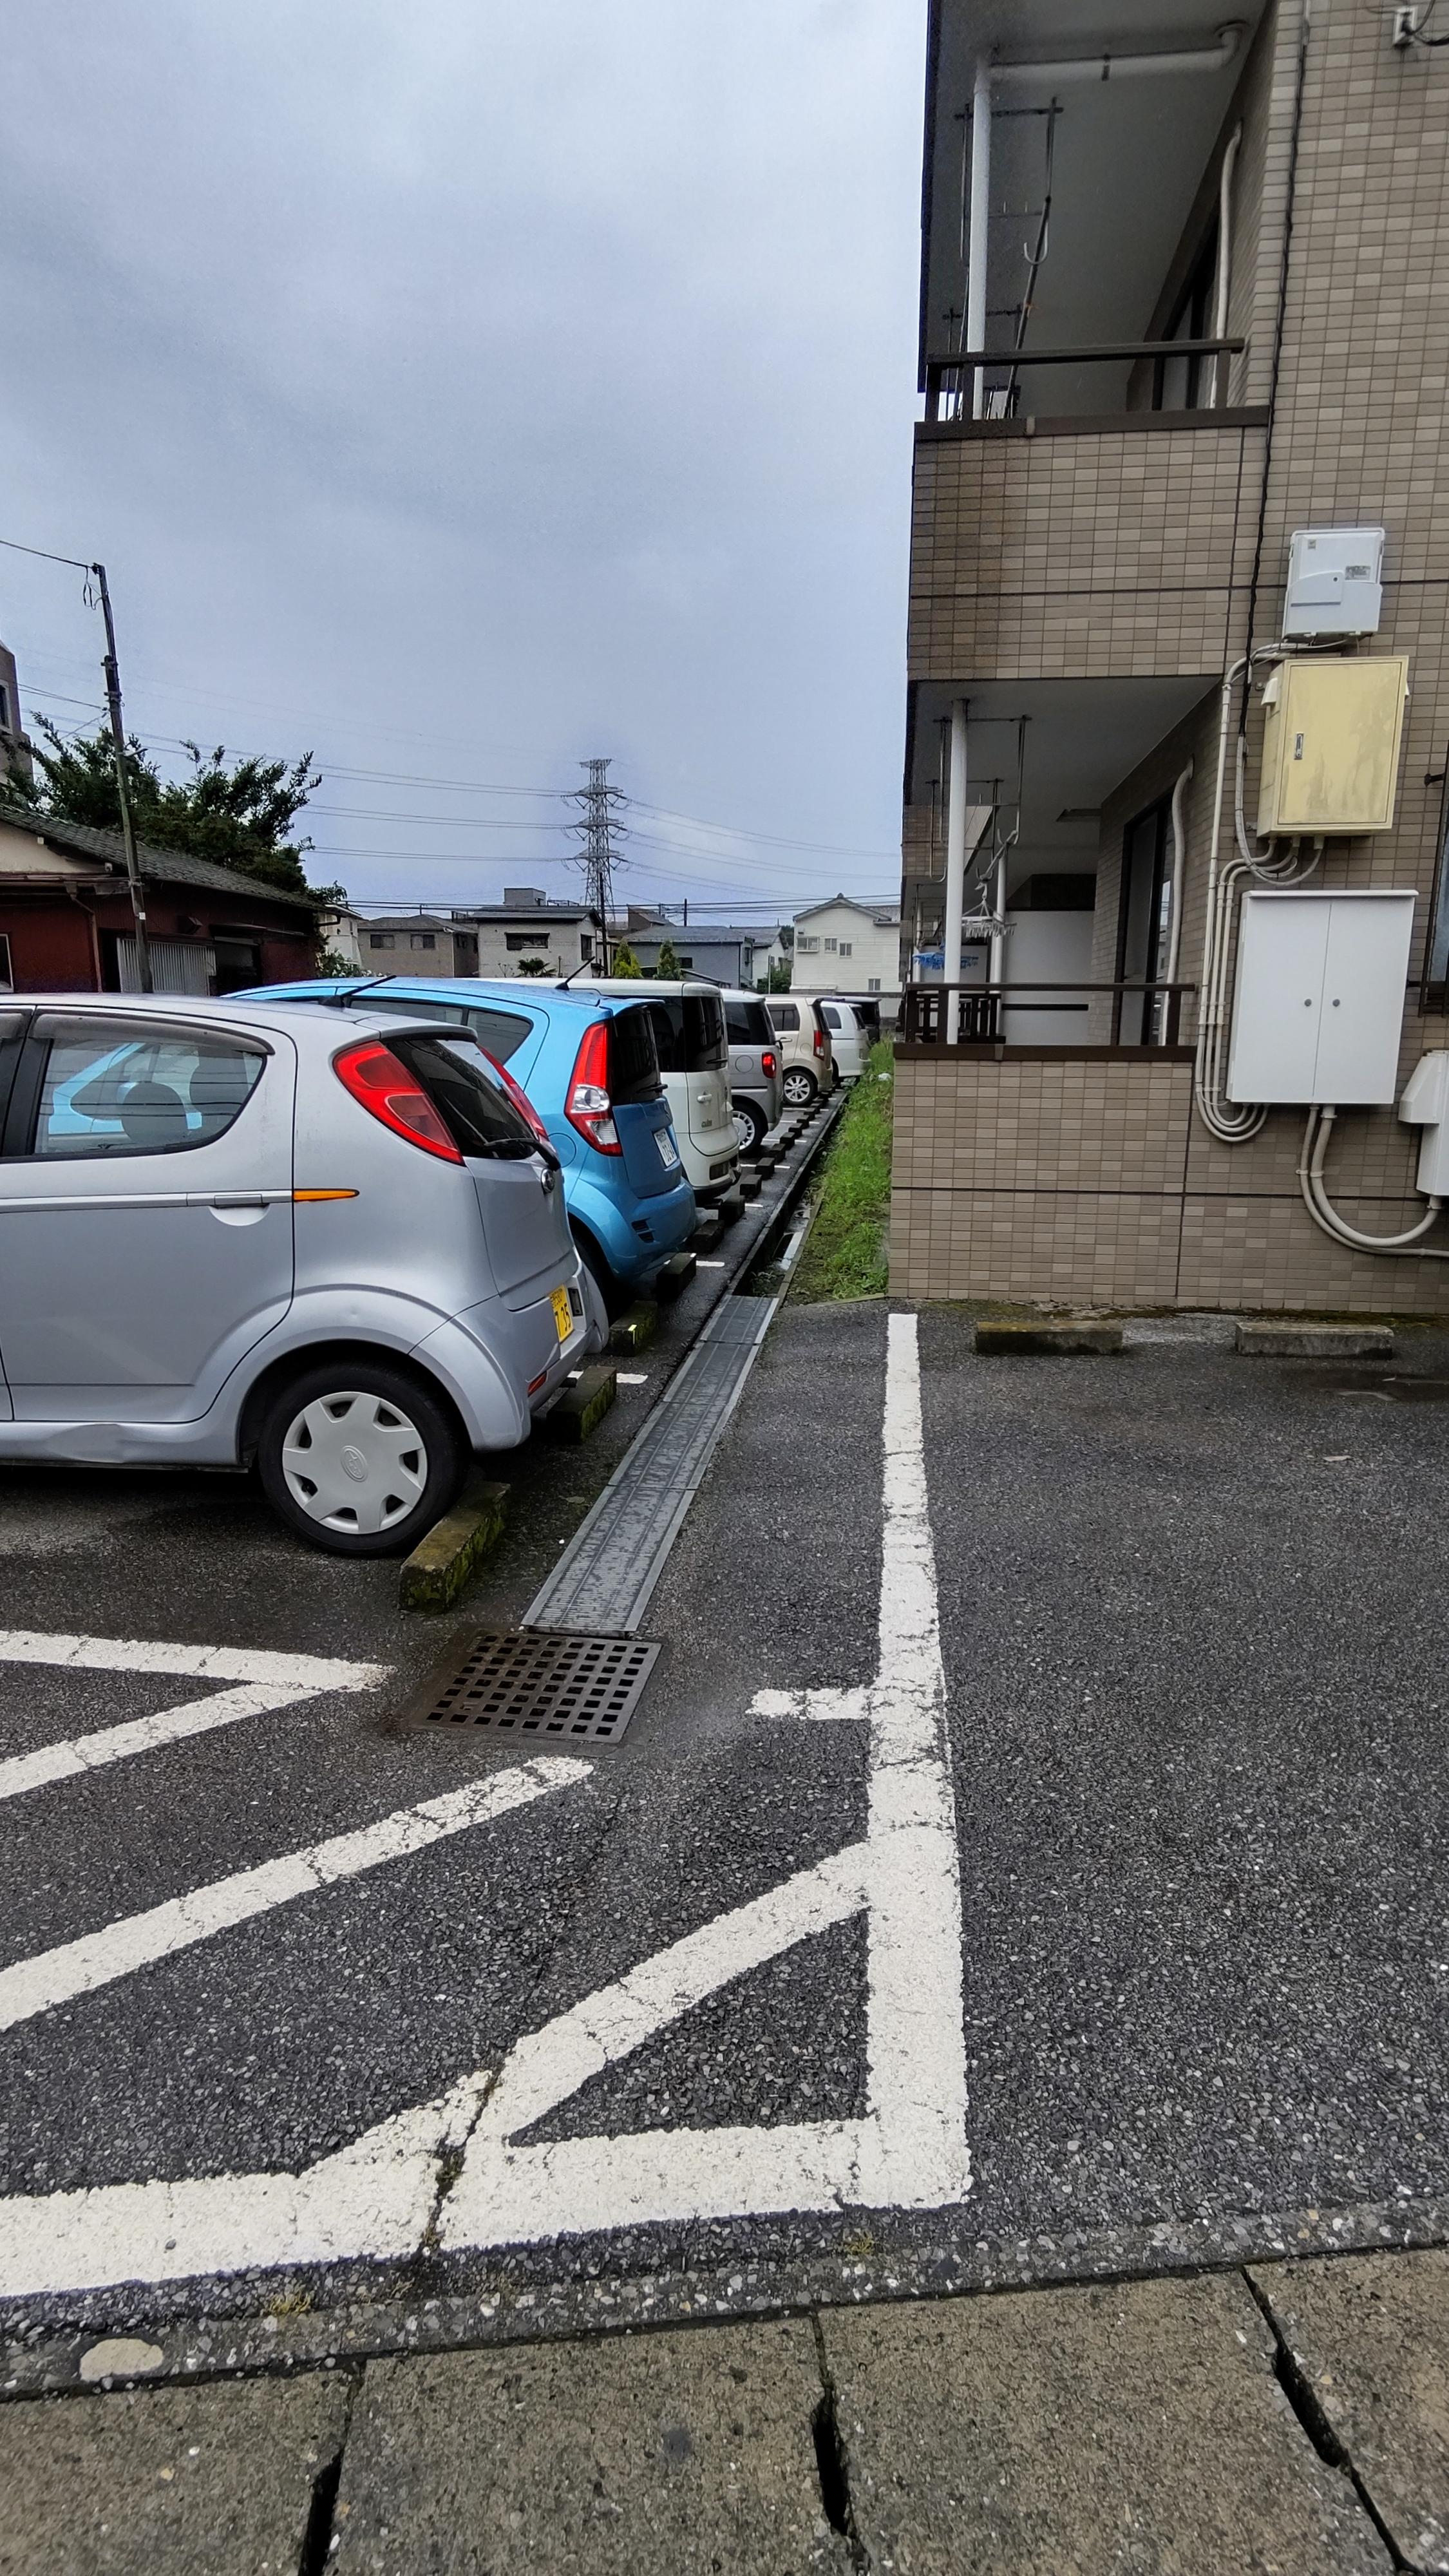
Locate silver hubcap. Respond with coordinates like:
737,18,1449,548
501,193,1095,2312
783,1073,812,1104
732,1106,756,1150
281,1389,428,1534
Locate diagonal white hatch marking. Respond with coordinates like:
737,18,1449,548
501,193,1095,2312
0,1313,969,2296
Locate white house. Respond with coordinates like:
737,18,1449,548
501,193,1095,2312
790,896,902,1008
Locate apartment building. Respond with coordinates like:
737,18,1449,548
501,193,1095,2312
895,0,1449,1315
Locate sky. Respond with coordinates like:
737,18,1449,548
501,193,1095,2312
1,1,925,923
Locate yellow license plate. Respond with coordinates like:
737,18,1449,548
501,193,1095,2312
551,1286,574,1343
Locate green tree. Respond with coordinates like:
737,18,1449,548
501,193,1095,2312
611,941,643,978
766,958,793,992
516,955,550,976
654,936,681,978
5,717,328,900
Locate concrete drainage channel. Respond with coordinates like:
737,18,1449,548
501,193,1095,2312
397,1090,846,1740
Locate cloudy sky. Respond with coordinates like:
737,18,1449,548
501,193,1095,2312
2,1,925,922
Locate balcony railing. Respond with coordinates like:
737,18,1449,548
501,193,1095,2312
900,981,1197,1047
924,338,1246,426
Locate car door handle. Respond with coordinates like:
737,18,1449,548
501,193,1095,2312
187,1190,290,1208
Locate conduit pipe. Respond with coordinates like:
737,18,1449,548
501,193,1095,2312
1300,1106,1449,1256
1211,124,1243,405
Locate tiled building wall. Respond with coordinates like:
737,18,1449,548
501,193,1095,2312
893,1010,1449,1316
907,426,1264,683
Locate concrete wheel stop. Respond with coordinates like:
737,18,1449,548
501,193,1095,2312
975,1318,1124,1356
545,1364,619,1443
399,1476,511,1613
1235,1320,1395,1358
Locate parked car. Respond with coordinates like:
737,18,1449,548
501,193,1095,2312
764,994,837,1108
722,989,784,1154
824,992,885,1046
817,998,867,1081
580,979,739,1204
246,977,697,1318
0,994,590,1555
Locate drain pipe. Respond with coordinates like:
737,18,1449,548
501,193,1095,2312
965,58,992,417
1211,124,1244,404
1160,761,1194,1036
942,697,969,1043
991,23,1244,86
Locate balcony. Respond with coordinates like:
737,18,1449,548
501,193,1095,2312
900,978,1196,1052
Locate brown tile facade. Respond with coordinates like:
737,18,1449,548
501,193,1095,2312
898,0,1449,1314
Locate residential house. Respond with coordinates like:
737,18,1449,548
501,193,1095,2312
343,892,601,979
791,897,902,1010
895,0,1449,1317
0,810,319,995
621,916,784,989
346,912,480,976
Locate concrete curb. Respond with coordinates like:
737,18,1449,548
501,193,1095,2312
398,1478,510,1613
609,1304,658,1357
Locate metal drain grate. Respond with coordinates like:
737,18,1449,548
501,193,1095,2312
402,1629,659,1744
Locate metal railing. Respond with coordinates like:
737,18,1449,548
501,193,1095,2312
900,981,1197,1047
923,337,1245,426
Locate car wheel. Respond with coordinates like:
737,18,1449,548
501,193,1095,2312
781,1068,817,1108
732,1097,767,1155
257,1361,465,1557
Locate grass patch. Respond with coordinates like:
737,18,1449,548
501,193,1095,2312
790,1043,893,1302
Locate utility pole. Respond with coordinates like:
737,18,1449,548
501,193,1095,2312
571,757,625,970
91,562,152,993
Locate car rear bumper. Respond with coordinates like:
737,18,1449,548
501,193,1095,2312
569,1173,697,1288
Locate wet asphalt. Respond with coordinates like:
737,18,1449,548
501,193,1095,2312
3,1283,1449,2344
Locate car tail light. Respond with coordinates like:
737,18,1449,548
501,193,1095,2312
332,1041,462,1163
813,1025,826,1056
565,1021,621,1155
484,1051,553,1152
761,1049,777,1076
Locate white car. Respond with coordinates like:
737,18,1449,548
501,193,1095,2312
818,999,868,1081
580,979,740,1202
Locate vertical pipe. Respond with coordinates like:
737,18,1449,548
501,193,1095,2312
988,843,1007,1025
942,697,969,1044
966,59,992,418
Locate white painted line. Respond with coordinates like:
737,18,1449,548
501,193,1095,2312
0,1758,590,2032
750,1686,868,1723
0,1313,970,2293
0,1632,384,1689
0,1633,390,1804
616,1372,649,1386
696,1259,726,1268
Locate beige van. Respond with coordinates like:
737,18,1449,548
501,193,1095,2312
764,995,837,1108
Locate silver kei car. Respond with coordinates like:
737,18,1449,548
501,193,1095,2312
0,993,591,1554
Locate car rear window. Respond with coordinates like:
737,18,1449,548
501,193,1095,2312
768,1001,800,1033
683,990,726,1070
339,993,535,1066
386,1030,538,1159
724,999,772,1045
606,1005,663,1104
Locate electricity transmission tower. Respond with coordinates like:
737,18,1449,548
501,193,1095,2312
572,757,625,968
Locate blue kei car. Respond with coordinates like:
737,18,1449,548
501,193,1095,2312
247,977,697,1313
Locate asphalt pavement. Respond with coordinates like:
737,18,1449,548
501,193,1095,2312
3,1278,1449,2415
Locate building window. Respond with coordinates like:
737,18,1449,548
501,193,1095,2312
0,683,10,732
679,954,694,969
838,941,852,958
797,935,819,955
411,931,436,951
867,976,881,992
505,932,549,952
369,932,395,951
824,936,837,952
0,931,11,990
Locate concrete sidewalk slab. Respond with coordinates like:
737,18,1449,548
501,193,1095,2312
0,2373,348,2576
1251,2251,1449,2572
820,2273,1389,2574
332,2319,845,2572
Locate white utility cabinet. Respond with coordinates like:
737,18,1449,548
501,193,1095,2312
1283,526,1385,638
1226,889,1415,1104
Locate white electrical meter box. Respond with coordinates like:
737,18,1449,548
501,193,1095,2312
1399,1050,1449,1193
1256,656,1409,836
1283,526,1385,637
1226,888,1415,1104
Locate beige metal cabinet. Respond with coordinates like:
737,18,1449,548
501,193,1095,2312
1255,656,1408,835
